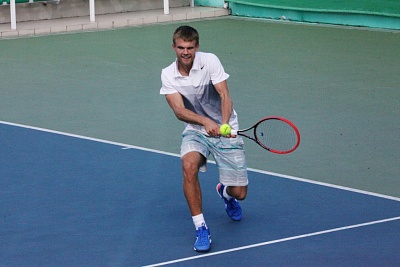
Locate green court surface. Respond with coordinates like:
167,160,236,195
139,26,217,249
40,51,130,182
0,17,399,198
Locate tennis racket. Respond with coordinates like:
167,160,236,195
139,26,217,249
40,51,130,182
232,116,300,154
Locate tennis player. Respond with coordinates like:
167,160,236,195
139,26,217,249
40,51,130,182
160,26,248,252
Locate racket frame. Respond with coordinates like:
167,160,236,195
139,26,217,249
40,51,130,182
232,116,300,154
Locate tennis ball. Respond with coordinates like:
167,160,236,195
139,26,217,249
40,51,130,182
220,124,231,136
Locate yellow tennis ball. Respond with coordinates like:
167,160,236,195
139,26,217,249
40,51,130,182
220,124,231,136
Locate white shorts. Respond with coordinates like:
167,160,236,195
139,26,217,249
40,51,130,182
180,130,248,187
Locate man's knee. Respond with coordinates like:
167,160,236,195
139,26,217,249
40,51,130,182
228,186,247,200
181,152,204,178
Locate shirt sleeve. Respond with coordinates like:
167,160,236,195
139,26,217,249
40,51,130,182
160,69,178,95
209,53,230,85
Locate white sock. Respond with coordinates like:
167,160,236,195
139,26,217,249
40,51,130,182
192,213,207,229
223,186,233,200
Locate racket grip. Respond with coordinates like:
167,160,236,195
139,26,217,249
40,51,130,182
231,129,238,135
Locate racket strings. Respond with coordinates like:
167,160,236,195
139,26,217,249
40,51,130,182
256,119,298,152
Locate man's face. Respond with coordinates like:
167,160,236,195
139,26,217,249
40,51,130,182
173,38,199,69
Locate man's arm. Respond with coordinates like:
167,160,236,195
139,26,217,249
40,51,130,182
165,93,220,136
213,80,237,137
214,79,234,123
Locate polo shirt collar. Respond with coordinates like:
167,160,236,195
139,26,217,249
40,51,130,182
173,52,201,77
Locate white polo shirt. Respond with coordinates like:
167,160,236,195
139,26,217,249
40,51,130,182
160,52,239,134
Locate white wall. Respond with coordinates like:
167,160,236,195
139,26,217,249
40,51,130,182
0,0,190,23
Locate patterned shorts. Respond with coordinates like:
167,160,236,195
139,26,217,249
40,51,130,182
180,130,248,186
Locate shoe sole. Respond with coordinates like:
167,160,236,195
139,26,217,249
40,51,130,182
194,246,211,252
194,240,211,252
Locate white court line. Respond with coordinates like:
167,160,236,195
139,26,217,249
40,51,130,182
0,120,179,158
143,216,400,267
247,168,400,202
1,120,399,203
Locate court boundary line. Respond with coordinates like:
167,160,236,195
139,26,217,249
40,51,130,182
1,120,399,203
142,216,400,267
247,168,400,202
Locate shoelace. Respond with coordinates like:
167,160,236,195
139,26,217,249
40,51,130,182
196,227,210,245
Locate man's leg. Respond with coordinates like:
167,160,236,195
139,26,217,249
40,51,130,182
181,151,204,216
213,135,248,221
182,151,211,252
226,185,248,200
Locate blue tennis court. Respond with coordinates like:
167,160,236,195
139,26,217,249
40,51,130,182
1,121,399,266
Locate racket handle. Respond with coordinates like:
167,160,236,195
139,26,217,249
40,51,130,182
231,129,238,135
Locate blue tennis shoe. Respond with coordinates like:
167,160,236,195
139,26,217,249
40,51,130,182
194,225,211,252
216,183,242,221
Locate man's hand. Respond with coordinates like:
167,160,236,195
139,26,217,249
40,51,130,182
204,119,220,137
